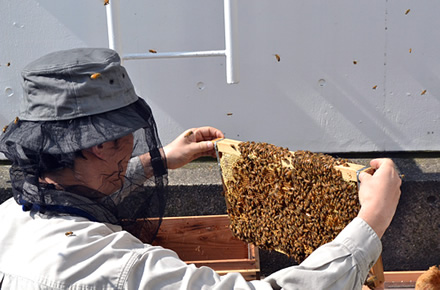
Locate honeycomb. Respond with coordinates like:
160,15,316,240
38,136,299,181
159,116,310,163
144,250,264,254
220,141,360,263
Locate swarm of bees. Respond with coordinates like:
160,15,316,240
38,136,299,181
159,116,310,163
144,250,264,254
221,141,360,263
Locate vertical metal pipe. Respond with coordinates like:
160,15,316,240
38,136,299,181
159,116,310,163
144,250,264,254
105,0,123,57
224,0,240,84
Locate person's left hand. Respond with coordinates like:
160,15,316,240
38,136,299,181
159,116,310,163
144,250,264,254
164,127,224,169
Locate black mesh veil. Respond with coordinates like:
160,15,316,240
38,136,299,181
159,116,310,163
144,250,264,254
0,98,168,244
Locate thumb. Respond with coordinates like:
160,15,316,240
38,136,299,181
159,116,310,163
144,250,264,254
191,140,215,156
358,171,372,184
204,140,214,151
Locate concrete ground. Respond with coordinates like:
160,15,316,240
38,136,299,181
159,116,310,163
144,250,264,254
1,153,439,276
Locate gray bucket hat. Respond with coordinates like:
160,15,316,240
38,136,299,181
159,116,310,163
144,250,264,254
20,47,138,121
1,47,155,154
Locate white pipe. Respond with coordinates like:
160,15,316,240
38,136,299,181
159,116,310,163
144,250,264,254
105,0,123,56
224,0,240,84
105,0,239,84
122,50,226,60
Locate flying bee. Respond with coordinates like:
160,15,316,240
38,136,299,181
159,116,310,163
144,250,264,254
421,89,427,95
409,48,412,53
405,9,410,15
90,73,101,79
372,85,377,90
7,62,11,67
184,130,193,138
149,49,157,53
274,54,281,62
353,60,358,65
227,113,233,116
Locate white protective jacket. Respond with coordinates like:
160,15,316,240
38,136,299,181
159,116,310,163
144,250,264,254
0,196,381,290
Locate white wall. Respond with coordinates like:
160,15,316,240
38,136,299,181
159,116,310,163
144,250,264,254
1,0,440,153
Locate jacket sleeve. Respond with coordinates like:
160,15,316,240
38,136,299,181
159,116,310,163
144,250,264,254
263,217,382,290
126,217,381,290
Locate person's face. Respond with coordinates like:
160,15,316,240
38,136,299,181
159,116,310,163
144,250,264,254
103,133,134,193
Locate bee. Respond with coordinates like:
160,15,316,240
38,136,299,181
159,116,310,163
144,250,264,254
274,54,281,62
365,274,378,288
7,62,10,67
2,125,8,133
227,113,233,116
184,130,193,138
13,117,19,124
65,231,74,236
103,0,110,5
353,60,358,65
405,9,410,15
230,144,237,151
90,73,101,79
149,49,157,53
409,48,412,53
421,89,427,95
372,85,377,90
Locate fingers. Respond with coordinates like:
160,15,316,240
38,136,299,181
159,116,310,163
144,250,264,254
357,170,371,183
357,158,402,238
358,158,401,182
182,127,224,159
369,158,387,169
192,127,224,142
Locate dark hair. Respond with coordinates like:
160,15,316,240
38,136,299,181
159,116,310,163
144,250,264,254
39,151,86,175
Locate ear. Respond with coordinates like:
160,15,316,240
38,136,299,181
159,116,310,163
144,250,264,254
83,144,105,160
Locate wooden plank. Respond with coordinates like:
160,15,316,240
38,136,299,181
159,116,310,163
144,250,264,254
384,270,423,281
369,255,385,288
213,138,372,182
152,215,261,281
152,215,251,261
363,271,423,289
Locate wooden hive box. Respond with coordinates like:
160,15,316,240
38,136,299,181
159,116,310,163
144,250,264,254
152,214,260,281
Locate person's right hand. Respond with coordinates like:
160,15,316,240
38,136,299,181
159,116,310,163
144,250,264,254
357,158,402,238
164,127,224,170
